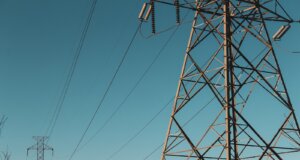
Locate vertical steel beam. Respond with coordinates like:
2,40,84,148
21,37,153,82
223,1,232,159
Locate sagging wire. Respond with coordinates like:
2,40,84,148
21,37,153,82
67,22,142,160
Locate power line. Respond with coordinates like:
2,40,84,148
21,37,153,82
45,0,100,139
67,22,142,160
78,23,181,151
77,10,191,151
70,6,187,159
106,98,173,160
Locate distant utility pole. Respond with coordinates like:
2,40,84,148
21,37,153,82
27,136,53,160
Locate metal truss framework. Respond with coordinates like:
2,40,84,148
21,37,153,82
140,0,300,159
27,136,53,160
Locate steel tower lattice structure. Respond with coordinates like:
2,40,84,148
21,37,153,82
139,0,300,159
27,136,53,160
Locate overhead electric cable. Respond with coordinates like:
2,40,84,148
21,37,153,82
67,22,142,160
78,24,181,151
45,0,99,139
78,10,191,151
106,98,173,160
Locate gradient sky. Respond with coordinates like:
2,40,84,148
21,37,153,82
0,0,300,160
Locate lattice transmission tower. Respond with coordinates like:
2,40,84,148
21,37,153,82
139,0,300,159
27,136,53,160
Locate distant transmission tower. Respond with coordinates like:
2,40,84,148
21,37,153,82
27,136,53,160
139,0,300,159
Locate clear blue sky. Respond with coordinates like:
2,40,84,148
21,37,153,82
0,0,300,160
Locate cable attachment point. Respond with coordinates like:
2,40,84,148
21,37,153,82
138,3,152,22
138,1,155,34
